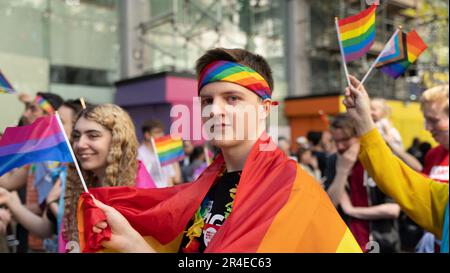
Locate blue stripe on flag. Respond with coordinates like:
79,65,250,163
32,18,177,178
0,142,73,176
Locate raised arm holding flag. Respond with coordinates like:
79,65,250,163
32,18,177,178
335,4,377,86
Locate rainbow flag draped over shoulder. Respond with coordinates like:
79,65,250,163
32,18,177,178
153,135,185,166
0,114,73,176
78,134,362,253
338,4,377,63
378,30,427,79
0,70,16,94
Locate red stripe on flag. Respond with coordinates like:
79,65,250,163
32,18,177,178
338,4,376,27
407,30,428,57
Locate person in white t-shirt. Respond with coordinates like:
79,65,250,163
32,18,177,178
138,120,181,188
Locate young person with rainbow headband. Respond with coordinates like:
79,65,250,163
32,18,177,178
80,48,362,253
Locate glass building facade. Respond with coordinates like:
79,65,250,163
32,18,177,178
139,0,289,102
0,0,120,129
1,0,447,131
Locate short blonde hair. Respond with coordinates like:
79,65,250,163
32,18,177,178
420,85,449,115
372,98,392,118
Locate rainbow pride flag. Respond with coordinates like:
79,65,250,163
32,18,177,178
338,4,377,63
0,70,16,94
153,135,185,166
0,114,73,176
378,30,427,79
78,134,361,253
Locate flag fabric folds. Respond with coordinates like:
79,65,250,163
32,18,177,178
0,114,73,176
78,134,362,253
378,30,427,79
153,135,185,166
375,30,408,68
0,70,16,94
338,4,377,63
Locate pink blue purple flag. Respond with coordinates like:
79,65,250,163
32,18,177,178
0,115,73,176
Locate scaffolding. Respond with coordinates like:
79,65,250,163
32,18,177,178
135,0,285,74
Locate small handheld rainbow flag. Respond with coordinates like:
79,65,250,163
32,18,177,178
377,30,427,79
153,135,185,167
337,4,377,63
0,70,16,94
0,114,73,176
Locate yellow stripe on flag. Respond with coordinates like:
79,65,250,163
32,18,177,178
340,14,375,41
222,71,265,82
339,9,375,33
257,165,361,253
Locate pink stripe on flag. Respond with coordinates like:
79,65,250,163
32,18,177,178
0,115,62,146
0,132,65,156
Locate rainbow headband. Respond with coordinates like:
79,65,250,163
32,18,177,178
34,95,55,114
198,60,272,100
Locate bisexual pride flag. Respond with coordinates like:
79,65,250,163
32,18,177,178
0,114,73,176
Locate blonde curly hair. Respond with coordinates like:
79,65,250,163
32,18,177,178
63,104,139,244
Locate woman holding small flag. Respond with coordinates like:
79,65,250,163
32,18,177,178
63,104,156,250
81,48,362,253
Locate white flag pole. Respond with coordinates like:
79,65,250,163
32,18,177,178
55,112,89,193
204,145,211,166
335,17,352,87
358,27,401,89
80,97,87,109
150,137,165,181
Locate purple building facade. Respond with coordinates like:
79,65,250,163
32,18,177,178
115,72,202,143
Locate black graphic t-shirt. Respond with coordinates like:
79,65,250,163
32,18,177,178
179,171,241,253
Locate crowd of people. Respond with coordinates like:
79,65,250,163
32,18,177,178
0,47,448,253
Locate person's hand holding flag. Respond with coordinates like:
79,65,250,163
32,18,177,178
343,75,376,136
89,197,156,253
